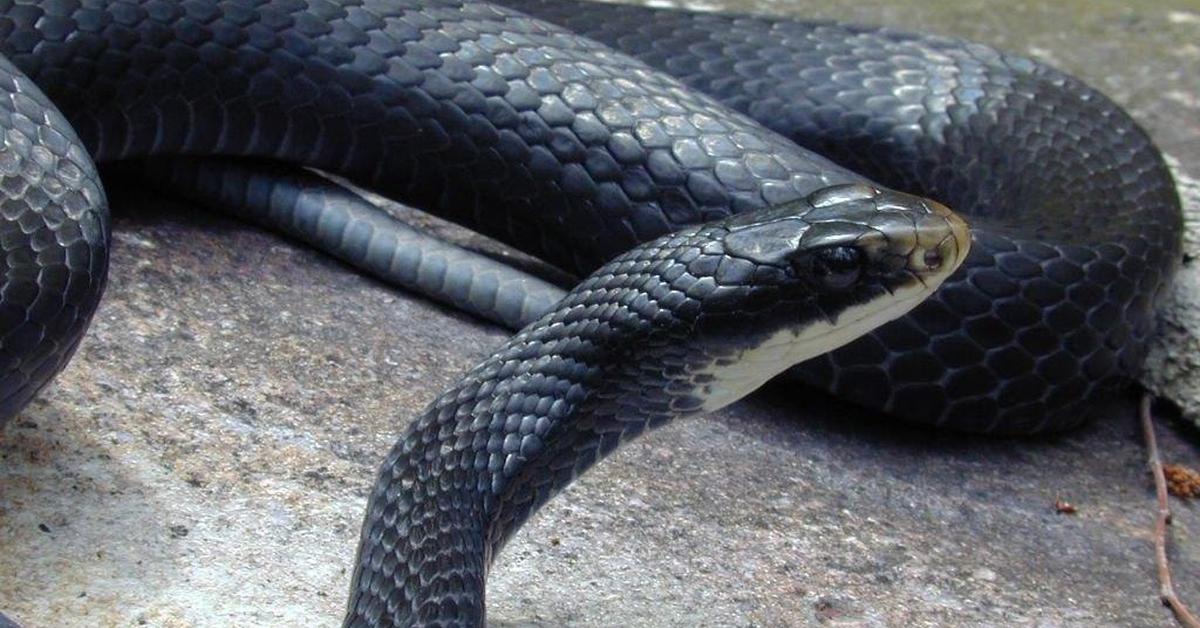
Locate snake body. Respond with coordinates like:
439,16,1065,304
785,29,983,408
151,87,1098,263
0,0,1182,625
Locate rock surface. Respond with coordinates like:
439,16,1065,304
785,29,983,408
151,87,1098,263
1142,161,1200,428
2,1,1199,627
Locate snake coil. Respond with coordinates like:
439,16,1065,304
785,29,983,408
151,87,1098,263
0,0,1182,625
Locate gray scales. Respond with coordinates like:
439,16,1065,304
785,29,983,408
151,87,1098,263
0,1,1190,628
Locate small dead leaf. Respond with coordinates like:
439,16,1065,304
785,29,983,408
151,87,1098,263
1163,464,1200,498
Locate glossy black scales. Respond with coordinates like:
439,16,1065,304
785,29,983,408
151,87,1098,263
504,0,1183,432
0,1,1180,435
0,1,1183,625
0,53,107,420
346,186,968,625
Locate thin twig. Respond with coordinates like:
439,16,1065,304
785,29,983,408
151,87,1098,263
1140,393,1200,628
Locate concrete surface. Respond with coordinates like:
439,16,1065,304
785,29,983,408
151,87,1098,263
2,1,1199,626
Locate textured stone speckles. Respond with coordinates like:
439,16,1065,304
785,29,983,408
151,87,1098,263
1,196,1196,625
1141,158,1200,426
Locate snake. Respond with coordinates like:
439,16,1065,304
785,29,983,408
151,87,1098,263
0,0,1182,625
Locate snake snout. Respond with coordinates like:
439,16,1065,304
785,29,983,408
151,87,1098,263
830,188,971,288
905,199,971,282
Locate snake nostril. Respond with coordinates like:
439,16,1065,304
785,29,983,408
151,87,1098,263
923,249,942,271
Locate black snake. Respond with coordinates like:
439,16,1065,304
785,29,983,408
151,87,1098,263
0,0,1182,625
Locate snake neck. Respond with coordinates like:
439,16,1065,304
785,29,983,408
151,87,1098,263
343,240,726,627
342,323,713,627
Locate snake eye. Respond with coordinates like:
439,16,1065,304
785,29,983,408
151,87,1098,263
807,245,863,290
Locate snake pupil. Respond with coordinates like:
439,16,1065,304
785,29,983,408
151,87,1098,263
810,246,863,290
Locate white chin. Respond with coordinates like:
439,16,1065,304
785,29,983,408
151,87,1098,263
694,279,939,414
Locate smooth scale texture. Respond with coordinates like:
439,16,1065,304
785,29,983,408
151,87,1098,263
0,1,1183,625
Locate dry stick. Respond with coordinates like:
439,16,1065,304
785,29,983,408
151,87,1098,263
1140,393,1200,628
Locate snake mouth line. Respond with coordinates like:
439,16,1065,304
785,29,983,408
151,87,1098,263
688,203,968,416
795,280,940,355
693,278,942,414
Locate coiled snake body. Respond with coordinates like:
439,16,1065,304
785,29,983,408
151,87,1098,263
0,0,1182,625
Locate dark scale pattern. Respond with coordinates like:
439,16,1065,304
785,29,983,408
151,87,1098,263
346,225,715,625
0,54,107,421
0,0,1182,623
0,0,881,435
0,0,861,275
504,0,1183,433
0,0,1176,435
344,185,966,625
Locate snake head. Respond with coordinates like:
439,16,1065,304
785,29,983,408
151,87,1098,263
550,182,968,414
665,183,971,412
